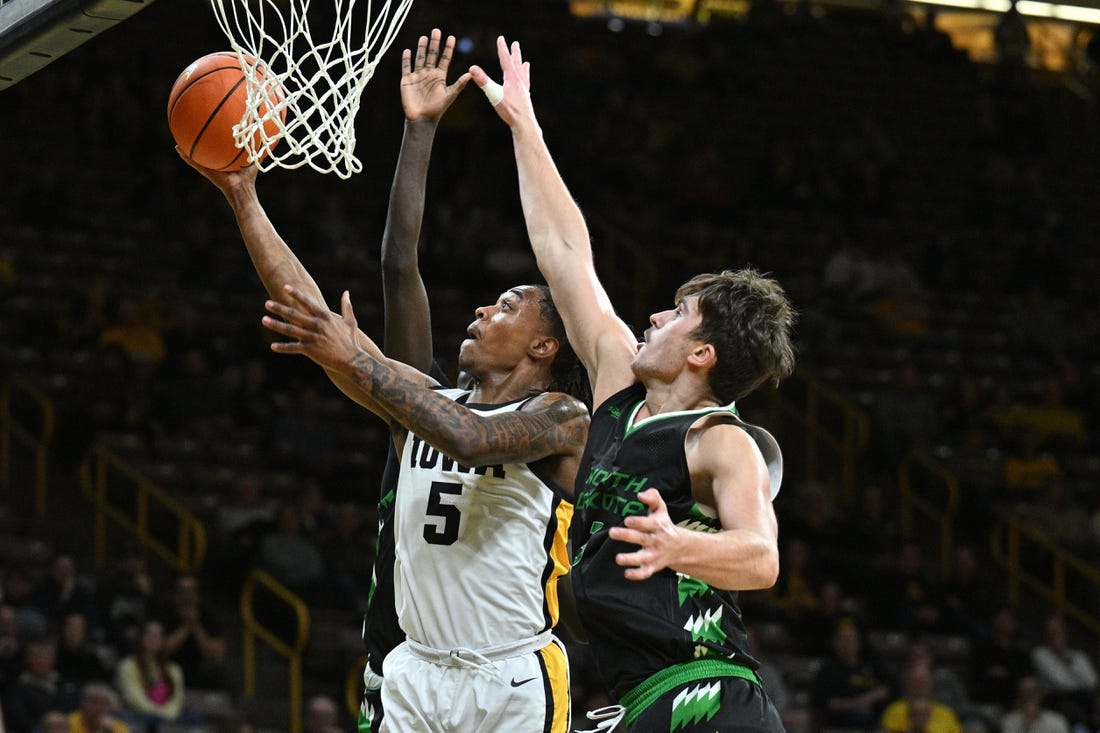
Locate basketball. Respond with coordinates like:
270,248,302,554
167,52,285,171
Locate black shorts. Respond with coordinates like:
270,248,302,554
627,675,785,733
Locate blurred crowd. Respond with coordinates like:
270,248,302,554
2,0,1099,732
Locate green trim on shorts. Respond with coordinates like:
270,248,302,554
619,658,761,727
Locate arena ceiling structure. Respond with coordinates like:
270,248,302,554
0,0,158,90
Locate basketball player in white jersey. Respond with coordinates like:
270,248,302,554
183,30,590,732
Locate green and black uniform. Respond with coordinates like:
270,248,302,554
570,383,785,733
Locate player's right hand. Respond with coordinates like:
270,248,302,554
400,28,471,123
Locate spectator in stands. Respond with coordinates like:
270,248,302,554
880,662,963,733
1001,428,1063,501
70,344,150,448
154,575,226,692
747,626,812,733
31,555,96,631
836,484,898,586
871,362,941,471
39,709,72,733
294,481,331,541
254,501,326,604
872,266,931,340
984,382,1026,436
1031,613,1098,727
153,346,231,444
114,620,185,733
303,695,343,733
810,619,895,728
67,683,129,733
940,375,986,438
54,613,110,688
266,386,336,480
212,473,277,594
770,537,819,626
945,425,1003,532
1024,477,1091,553
229,358,274,443
1024,377,1085,449
938,544,999,638
316,502,375,614
94,546,155,655
867,541,944,632
0,603,24,695
1001,676,1071,733
3,637,77,733
215,473,276,544
2,567,48,641
970,606,1034,712
904,638,985,733
795,579,861,657
97,298,165,370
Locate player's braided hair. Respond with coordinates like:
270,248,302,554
530,284,592,411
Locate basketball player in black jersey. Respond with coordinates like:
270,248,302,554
471,38,797,732
356,30,462,733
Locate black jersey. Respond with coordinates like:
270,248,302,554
569,383,783,701
361,361,451,675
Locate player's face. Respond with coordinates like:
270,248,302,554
459,286,547,376
632,295,705,380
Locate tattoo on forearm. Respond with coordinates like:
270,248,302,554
347,351,586,463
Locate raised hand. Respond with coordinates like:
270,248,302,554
469,35,533,128
400,28,472,123
262,286,365,372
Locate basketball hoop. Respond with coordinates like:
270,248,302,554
208,0,414,179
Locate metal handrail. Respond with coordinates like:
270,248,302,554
77,446,206,572
0,374,56,521
991,512,1100,639
766,369,871,504
240,569,310,733
898,448,960,577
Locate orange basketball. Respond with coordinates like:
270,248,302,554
167,52,285,171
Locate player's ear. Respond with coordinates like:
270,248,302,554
529,335,559,361
688,342,716,370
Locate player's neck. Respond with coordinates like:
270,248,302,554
468,368,549,404
638,380,720,419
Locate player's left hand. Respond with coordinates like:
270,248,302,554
609,489,681,581
263,286,362,372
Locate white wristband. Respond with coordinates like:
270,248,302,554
480,79,504,106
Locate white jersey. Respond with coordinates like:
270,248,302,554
392,389,574,652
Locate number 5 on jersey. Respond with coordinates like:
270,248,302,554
424,481,462,545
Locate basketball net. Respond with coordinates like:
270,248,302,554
208,0,414,179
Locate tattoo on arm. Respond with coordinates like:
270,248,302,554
348,352,588,464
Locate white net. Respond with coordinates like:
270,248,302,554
208,0,414,179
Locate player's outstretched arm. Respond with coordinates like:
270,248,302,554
469,38,637,408
382,29,470,370
608,424,780,590
177,153,430,421
264,287,590,466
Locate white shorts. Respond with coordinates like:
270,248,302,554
380,633,570,733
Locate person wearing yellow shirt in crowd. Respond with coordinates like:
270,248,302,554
881,662,962,733
98,299,165,369
67,684,130,733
